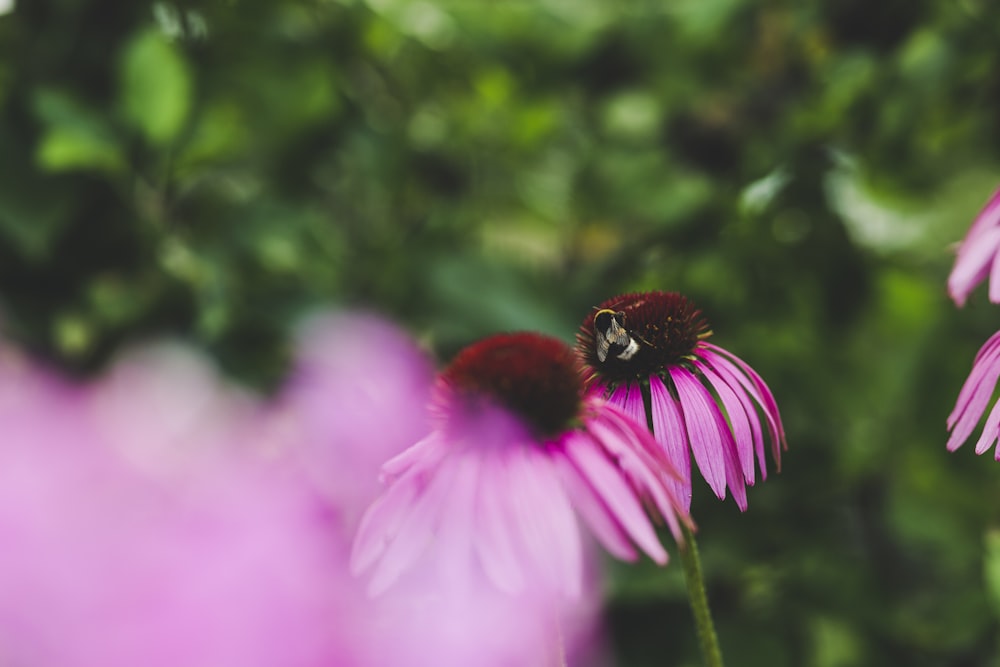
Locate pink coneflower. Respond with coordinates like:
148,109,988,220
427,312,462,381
948,187,1000,307
946,330,1000,457
351,332,688,598
577,291,786,512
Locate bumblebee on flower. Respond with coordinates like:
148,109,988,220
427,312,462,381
578,291,786,512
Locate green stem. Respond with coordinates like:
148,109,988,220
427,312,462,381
638,380,723,667
679,521,724,667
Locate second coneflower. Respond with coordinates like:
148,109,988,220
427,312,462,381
578,291,786,512
351,332,688,598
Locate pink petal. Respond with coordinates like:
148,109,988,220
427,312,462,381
964,188,1000,240
605,383,628,410
973,397,1000,456
669,367,729,500
722,435,748,511
990,247,1000,304
366,454,460,595
695,360,756,485
504,446,583,597
433,453,481,592
562,432,668,564
949,188,1000,306
608,381,647,430
474,456,528,593
949,226,1000,306
696,353,767,480
554,441,639,562
702,344,786,467
648,375,693,513
584,403,686,544
973,329,1000,365
946,335,1000,452
350,472,421,576
949,332,1000,427
379,433,447,483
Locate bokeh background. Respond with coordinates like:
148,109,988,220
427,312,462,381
2,1,1000,665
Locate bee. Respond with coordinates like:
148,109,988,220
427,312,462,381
594,309,641,363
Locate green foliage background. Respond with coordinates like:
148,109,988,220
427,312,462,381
3,1,1000,664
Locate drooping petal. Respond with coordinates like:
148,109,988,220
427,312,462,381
946,333,1000,452
964,187,1000,240
350,471,422,576
701,343,786,468
380,432,448,483
606,380,647,429
554,439,639,562
699,350,769,478
583,402,686,544
949,226,1000,306
948,331,1000,427
474,455,528,594
562,431,668,564
433,452,481,593
504,445,583,597
973,328,1000,366
973,397,1000,456
990,246,1000,304
949,188,1000,306
673,367,749,511
670,367,729,500
722,435,748,512
350,434,454,577
648,375,693,513
694,359,756,485
698,353,767,481
365,452,460,595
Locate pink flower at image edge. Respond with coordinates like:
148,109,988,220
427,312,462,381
948,187,1000,307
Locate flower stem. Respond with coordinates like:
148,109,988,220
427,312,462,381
638,381,723,667
678,521,724,667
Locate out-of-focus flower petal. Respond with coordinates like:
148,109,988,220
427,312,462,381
949,188,1000,307
279,311,434,528
948,330,1000,459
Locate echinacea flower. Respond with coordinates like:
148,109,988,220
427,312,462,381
577,291,786,512
351,332,688,599
946,330,1000,458
948,186,1000,307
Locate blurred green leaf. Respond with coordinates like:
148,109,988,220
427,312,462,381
119,28,192,145
32,88,124,173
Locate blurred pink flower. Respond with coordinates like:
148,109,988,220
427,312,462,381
352,332,688,600
578,292,786,512
0,345,348,667
947,330,1000,458
948,187,1000,307
0,317,603,667
274,312,434,531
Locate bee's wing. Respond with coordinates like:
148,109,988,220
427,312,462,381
606,319,632,346
596,318,632,363
595,328,611,362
